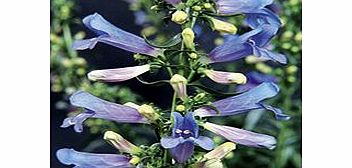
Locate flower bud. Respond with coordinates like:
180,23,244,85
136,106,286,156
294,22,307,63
191,159,223,168
209,18,237,34
182,28,195,49
204,69,247,84
170,74,188,100
171,10,188,24
103,131,142,154
204,142,236,160
137,104,160,122
189,53,198,59
176,105,186,112
192,6,202,11
203,3,212,9
129,156,141,165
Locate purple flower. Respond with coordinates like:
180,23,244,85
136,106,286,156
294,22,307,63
61,91,149,132
236,71,278,92
208,24,287,64
161,112,214,163
73,13,162,57
194,82,290,120
88,64,151,82
203,122,276,149
56,148,135,168
215,0,273,15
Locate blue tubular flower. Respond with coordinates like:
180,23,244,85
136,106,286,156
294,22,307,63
73,13,162,57
61,91,149,132
236,71,278,92
194,82,290,120
161,112,214,163
56,148,135,168
208,24,287,64
203,122,276,149
215,0,273,15
245,8,281,31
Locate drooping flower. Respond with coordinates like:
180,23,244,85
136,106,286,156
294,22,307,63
170,74,188,100
203,69,247,84
87,64,151,82
161,112,214,163
61,91,149,132
194,82,290,120
104,131,142,155
56,148,135,168
215,0,273,15
236,71,278,92
208,24,287,64
203,122,276,149
73,13,162,57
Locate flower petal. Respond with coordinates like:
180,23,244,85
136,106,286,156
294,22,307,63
88,64,151,82
161,136,183,149
216,0,273,15
252,45,287,64
170,141,195,163
62,91,149,132
73,13,161,56
182,112,199,137
194,136,214,150
236,71,278,92
203,122,276,149
204,69,247,84
56,148,134,167
194,82,290,120
245,8,281,30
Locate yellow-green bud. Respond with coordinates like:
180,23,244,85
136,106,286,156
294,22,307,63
176,105,186,112
204,142,236,160
210,18,237,34
129,156,141,165
255,62,272,73
171,10,188,24
189,53,198,59
170,74,188,100
286,65,298,74
203,3,212,9
245,55,261,64
103,131,142,154
150,5,159,11
138,104,160,122
182,28,195,49
192,6,202,11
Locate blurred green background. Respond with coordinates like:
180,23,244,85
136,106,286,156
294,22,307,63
50,0,301,167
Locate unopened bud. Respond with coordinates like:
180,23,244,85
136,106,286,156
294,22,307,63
192,6,202,11
103,131,142,154
170,74,188,100
203,3,212,9
210,18,237,34
129,156,141,165
138,104,160,122
182,28,195,49
123,102,141,109
204,142,236,160
176,105,186,112
171,10,188,24
204,70,247,84
189,53,198,59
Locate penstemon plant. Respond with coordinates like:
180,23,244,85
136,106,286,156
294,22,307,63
56,0,291,167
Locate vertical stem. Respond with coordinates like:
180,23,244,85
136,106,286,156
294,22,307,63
171,92,177,112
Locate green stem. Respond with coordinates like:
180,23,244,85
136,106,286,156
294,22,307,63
171,92,177,112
